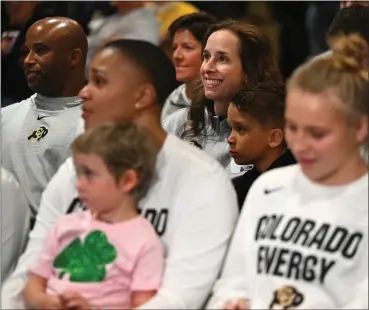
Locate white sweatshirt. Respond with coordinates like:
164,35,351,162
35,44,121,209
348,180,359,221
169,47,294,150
1,167,30,283
2,134,239,309
207,164,368,309
1,94,83,214
163,107,250,178
163,107,230,167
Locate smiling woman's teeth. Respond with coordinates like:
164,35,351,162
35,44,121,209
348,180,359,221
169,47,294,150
205,79,221,86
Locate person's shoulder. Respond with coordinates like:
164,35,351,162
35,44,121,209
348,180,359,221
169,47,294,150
249,164,299,194
239,165,299,212
163,134,228,176
135,217,161,242
163,106,189,123
259,164,298,183
135,218,164,256
161,84,190,121
311,50,332,62
232,168,259,188
162,84,184,108
2,94,35,115
117,217,162,253
162,107,189,135
347,171,369,195
167,84,186,102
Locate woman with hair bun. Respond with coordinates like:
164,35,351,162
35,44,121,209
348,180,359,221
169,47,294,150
207,33,369,310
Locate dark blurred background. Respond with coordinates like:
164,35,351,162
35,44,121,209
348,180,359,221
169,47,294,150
1,1,341,106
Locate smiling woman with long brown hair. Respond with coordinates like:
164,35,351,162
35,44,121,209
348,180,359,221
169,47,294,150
163,20,281,175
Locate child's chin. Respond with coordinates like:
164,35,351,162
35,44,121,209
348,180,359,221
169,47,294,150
233,157,247,166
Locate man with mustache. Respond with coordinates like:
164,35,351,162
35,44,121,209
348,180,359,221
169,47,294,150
1,17,87,219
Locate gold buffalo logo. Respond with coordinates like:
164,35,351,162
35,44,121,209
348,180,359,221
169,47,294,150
269,285,304,309
28,126,48,141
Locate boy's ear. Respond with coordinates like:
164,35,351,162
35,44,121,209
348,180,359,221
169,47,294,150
268,128,284,149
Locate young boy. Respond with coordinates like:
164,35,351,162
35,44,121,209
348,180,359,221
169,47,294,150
23,121,164,310
228,81,296,209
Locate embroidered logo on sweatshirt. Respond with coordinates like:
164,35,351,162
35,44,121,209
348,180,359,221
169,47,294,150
28,126,48,141
269,285,304,309
37,115,50,121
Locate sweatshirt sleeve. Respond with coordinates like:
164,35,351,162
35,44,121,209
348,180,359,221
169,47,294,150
1,168,30,282
206,188,254,309
1,159,77,309
28,223,60,280
137,171,239,309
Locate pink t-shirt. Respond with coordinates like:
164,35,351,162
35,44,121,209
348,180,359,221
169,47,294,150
29,211,164,309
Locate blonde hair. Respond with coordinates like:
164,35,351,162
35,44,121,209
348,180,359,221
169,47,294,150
71,121,158,202
287,33,369,129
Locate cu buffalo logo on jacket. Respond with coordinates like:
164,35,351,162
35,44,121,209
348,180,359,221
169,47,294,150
28,126,49,141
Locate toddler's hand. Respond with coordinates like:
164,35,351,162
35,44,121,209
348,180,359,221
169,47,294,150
38,294,63,309
60,291,91,310
223,298,250,310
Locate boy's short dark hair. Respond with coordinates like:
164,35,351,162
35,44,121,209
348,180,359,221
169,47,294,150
327,5,369,43
231,81,286,129
168,12,217,43
71,121,158,203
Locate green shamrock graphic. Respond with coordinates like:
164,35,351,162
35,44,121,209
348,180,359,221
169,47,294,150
53,230,117,282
